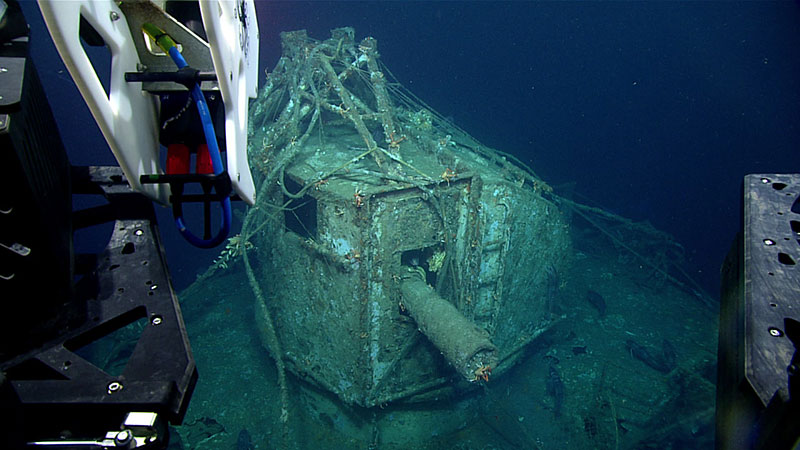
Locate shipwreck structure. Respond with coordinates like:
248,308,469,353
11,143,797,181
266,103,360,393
184,27,718,449
241,27,570,410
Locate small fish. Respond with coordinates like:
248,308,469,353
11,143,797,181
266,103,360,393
371,127,384,144
236,429,254,450
546,365,566,417
626,339,673,374
571,345,587,355
545,264,560,318
585,290,606,317
661,339,677,371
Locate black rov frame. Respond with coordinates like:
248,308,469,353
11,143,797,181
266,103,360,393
0,3,195,448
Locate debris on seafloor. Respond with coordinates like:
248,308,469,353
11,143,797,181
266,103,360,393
179,417,225,448
585,289,607,318
236,429,254,450
625,339,677,374
546,363,566,418
545,264,562,319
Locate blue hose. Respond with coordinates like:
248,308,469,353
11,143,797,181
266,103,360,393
167,46,232,248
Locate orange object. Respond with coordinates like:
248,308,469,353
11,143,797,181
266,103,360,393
196,143,213,174
166,143,190,174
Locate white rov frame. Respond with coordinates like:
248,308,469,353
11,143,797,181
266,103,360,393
37,0,259,205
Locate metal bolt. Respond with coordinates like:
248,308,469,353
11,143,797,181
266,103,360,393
107,381,123,394
763,239,776,246
134,229,143,236
149,284,158,291
0,67,7,73
114,429,132,445
109,11,120,21
761,178,770,184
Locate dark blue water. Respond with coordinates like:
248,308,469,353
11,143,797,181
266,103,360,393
21,1,800,295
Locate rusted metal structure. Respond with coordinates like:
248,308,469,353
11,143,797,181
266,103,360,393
240,26,569,416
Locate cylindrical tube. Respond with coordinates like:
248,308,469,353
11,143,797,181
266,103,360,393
400,274,498,382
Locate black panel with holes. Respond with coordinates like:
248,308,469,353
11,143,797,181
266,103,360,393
717,173,800,449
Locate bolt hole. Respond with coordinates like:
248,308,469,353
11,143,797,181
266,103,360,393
778,252,796,266
121,242,135,254
772,182,787,190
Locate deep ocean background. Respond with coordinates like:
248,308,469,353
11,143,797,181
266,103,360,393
20,1,800,298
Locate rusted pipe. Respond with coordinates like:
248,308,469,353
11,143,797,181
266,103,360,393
400,271,498,382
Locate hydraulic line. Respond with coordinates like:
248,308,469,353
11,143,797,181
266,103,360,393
142,23,231,248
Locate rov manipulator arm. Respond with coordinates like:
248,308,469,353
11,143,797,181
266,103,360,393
38,0,260,248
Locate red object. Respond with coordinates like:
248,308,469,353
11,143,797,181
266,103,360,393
196,143,214,174
166,143,190,174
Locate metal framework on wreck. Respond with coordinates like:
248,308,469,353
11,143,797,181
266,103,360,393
247,27,551,198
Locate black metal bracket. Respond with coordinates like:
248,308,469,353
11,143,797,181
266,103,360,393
2,166,197,446
141,172,236,241
125,67,217,90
